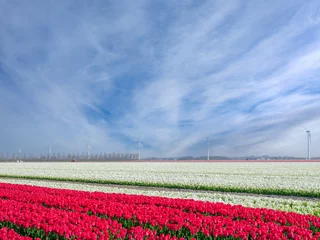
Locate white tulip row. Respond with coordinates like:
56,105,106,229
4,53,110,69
0,178,319,217
0,162,319,192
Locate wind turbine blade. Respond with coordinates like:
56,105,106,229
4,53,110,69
139,135,144,141
301,125,309,131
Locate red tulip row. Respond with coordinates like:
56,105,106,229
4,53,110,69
0,197,188,240
0,182,319,239
2,183,320,230
2,182,319,229
0,227,34,240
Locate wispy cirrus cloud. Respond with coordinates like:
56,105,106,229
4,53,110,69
0,0,319,157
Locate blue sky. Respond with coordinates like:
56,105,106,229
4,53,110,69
0,0,320,158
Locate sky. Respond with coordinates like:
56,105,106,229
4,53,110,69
0,0,320,158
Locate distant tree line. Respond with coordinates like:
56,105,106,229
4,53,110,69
0,152,139,162
147,156,230,160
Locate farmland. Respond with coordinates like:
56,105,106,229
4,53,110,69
1,177,320,218
0,162,319,239
0,162,319,197
0,182,319,239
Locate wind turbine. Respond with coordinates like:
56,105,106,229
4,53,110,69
301,125,311,160
49,145,52,160
207,134,212,161
18,145,23,161
86,140,92,160
138,136,143,160
130,136,144,160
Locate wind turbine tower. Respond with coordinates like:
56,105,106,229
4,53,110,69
306,130,311,160
138,136,143,161
87,141,92,160
301,125,311,160
49,145,52,160
207,136,211,161
18,145,23,161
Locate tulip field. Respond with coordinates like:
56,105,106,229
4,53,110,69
0,162,320,197
0,162,320,239
0,182,319,239
1,177,320,218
